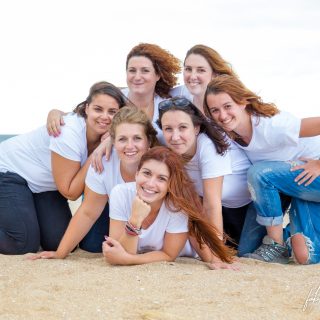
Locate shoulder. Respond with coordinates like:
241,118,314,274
121,87,129,97
56,113,86,140
196,133,219,155
254,111,299,128
111,181,136,197
170,85,193,100
63,113,86,128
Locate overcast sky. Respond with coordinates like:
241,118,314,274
1,0,319,134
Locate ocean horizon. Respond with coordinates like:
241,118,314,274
0,134,15,143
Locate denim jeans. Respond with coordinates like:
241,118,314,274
79,202,110,253
237,201,291,257
0,171,71,254
222,204,249,249
247,161,320,264
237,202,266,256
287,198,320,264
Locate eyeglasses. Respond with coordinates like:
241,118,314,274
158,96,191,111
158,96,202,117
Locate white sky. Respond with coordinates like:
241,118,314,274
0,0,319,134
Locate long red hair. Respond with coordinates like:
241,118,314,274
138,146,234,263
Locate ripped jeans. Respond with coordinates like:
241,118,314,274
247,161,320,264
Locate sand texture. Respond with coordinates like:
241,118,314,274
1,250,320,320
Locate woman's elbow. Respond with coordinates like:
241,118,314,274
58,188,82,201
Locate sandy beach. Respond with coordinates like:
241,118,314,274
1,250,320,320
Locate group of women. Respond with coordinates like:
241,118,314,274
1,43,319,268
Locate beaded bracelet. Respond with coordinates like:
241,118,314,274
125,221,142,236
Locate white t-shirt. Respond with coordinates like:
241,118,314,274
121,86,193,146
0,113,88,193
85,150,124,195
233,111,320,163
222,141,252,208
121,88,166,144
170,85,194,101
185,133,232,197
109,182,195,256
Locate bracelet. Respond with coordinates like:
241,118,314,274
125,221,141,236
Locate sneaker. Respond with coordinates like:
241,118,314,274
243,235,290,264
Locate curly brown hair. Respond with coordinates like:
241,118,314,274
126,43,181,98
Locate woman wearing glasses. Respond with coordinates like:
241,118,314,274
174,45,258,256
45,44,259,255
103,146,235,267
204,74,320,264
156,96,243,269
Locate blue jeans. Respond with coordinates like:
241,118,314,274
238,201,291,257
0,171,71,254
79,203,110,253
238,202,266,256
247,161,320,264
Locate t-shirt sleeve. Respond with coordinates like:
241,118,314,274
199,135,232,179
263,112,300,147
166,211,189,233
49,116,84,162
109,184,131,221
85,163,108,195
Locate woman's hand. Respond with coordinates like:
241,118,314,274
207,261,240,271
103,237,132,265
46,109,66,137
130,196,151,227
90,134,113,173
291,157,320,186
27,251,60,260
207,256,240,271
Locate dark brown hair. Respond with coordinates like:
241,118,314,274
157,97,229,155
73,81,129,118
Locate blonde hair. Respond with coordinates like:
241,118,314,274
110,106,158,147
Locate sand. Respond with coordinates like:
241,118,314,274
1,251,320,320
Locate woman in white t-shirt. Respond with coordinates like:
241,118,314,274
29,107,158,260
0,82,128,255
175,45,258,255
156,97,242,270
204,74,320,264
103,146,235,267
47,43,185,147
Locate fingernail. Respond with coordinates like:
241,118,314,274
104,235,108,240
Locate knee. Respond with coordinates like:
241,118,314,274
247,162,270,185
0,230,40,254
291,234,309,264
